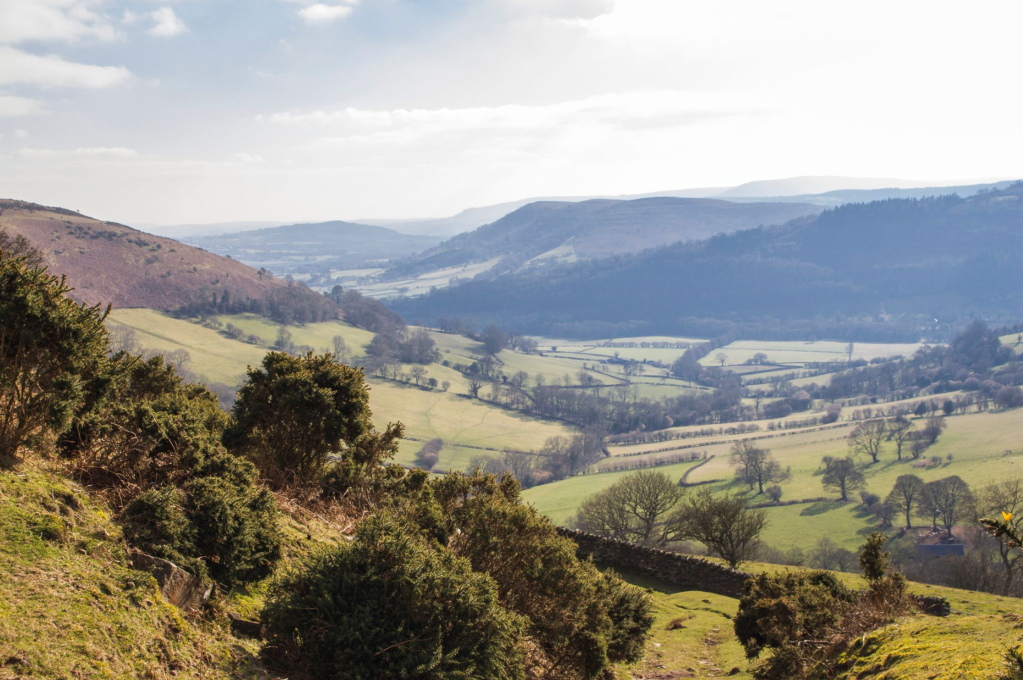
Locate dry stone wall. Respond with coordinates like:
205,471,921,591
557,527,950,616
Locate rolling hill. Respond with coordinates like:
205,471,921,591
359,177,1015,238
185,220,442,274
385,197,824,279
0,199,305,311
392,182,1023,340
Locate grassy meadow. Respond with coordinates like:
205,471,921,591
108,309,576,470
528,405,1023,553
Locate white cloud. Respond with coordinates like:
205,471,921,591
148,7,188,37
264,91,758,141
0,96,48,117
14,129,29,138
298,4,354,24
234,152,264,163
76,147,138,158
0,0,119,45
0,46,131,88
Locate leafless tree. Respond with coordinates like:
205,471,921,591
730,440,788,494
848,419,887,464
886,473,924,528
331,335,349,363
886,416,913,461
678,489,767,568
976,477,1023,594
410,365,427,385
575,471,687,547
821,457,865,501
108,326,140,354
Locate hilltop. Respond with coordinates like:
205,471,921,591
0,200,299,311
386,197,823,279
393,183,1023,339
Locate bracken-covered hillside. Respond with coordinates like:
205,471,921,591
0,200,291,310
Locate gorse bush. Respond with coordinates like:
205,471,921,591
0,248,109,466
263,470,654,679
120,476,285,587
434,471,653,679
261,514,526,680
226,351,402,489
735,533,912,680
62,354,281,587
734,571,855,679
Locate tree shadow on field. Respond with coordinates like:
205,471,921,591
800,500,846,516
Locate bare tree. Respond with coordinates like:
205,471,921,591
821,457,865,501
467,378,484,398
409,365,427,385
574,471,687,547
807,537,856,572
886,416,913,461
922,415,946,445
331,334,349,363
166,348,191,371
848,419,887,464
715,352,728,368
729,440,787,494
503,450,538,486
976,478,1023,595
886,473,924,528
678,489,767,568
927,476,975,537
108,325,140,354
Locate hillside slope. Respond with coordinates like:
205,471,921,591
0,200,295,310
388,197,823,278
0,460,258,679
393,183,1023,338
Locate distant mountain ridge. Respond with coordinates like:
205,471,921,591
384,196,823,280
391,182,1023,339
359,177,1015,237
185,220,443,274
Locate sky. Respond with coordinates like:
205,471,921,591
1,0,1022,225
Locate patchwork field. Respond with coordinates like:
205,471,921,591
528,406,1023,552
108,309,576,467
697,340,926,367
352,258,501,298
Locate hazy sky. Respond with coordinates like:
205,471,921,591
1,0,1021,225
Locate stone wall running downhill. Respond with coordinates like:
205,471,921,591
556,527,951,616
556,527,751,598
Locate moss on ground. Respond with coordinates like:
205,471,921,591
0,461,262,679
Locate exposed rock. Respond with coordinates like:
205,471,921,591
228,612,263,638
129,550,211,613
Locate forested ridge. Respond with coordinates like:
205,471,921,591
393,184,1023,340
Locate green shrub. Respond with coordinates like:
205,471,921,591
122,474,280,587
226,352,402,489
0,249,109,465
436,471,653,678
261,515,525,680
734,571,855,679
67,355,282,587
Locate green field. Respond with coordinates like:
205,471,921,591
698,340,925,367
614,560,1022,680
108,309,577,464
529,406,1023,552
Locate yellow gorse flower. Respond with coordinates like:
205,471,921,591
1003,511,1014,522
